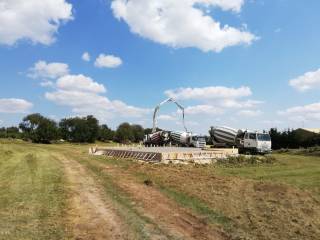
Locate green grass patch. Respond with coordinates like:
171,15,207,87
158,185,231,228
0,143,68,240
214,153,320,195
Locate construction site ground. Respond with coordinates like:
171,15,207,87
1,139,320,240
90,146,238,163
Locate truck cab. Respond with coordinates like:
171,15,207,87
190,135,206,148
242,131,272,154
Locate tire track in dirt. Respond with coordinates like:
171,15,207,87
58,155,132,240
92,160,228,240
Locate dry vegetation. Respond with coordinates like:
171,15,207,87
1,139,320,240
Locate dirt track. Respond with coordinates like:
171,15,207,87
59,153,226,240
59,155,131,240
100,161,227,240
57,149,320,240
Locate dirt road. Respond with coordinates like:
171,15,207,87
59,153,226,240
59,155,132,240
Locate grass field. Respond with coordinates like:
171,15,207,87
0,139,320,240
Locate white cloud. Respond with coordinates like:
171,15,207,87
111,0,256,52
45,90,150,119
163,85,263,130
94,54,122,68
40,81,54,87
28,61,69,79
82,52,90,62
45,73,150,121
279,102,320,121
184,105,224,115
289,68,320,92
158,114,177,121
237,109,262,117
0,98,33,113
0,0,73,45
56,74,106,93
165,86,252,100
262,120,283,128
198,0,245,12
219,99,263,108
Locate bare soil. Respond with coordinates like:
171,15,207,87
131,164,320,240
97,161,228,240
59,155,132,240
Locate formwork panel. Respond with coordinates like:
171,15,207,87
89,146,238,164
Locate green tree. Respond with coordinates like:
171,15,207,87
6,127,21,139
19,113,58,143
98,124,114,142
59,115,99,143
131,124,144,143
115,122,134,143
0,127,6,138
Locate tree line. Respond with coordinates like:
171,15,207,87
0,113,151,144
269,128,320,149
1,113,320,149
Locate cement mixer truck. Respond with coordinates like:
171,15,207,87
144,130,170,147
209,126,272,154
170,131,206,148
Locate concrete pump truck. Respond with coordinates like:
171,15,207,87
143,98,206,148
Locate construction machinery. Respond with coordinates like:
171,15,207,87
209,126,272,154
170,131,206,148
144,98,206,148
143,130,170,147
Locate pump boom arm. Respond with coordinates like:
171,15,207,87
152,98,187,133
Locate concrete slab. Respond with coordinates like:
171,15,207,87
89,146,238,164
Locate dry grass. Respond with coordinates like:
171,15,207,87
1,140,320,240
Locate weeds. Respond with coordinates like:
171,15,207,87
217,155,276,167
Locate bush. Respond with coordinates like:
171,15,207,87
217,155,276,167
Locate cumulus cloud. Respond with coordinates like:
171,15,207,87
111,0,256,52
279,102,320,121
40,81,54,87
56,74,106,93
0,98,33,113
158,114,177,121
165,86,252,100
45,73,150,120
220,99,263,109
0,0,73,45
45,90,150,119
94,54,122,68
82,52,90,62
184,105,224,115
165,86,263,120
28,61,70,80
237,109,262,117
289,68,320,92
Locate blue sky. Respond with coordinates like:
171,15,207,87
1,0,320,134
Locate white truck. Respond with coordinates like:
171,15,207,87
209,126,272,154
170,131,206,148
